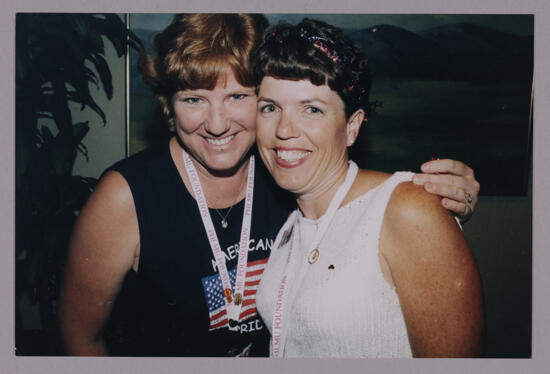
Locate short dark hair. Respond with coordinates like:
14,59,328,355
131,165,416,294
252,18,371,119
139,13,269,127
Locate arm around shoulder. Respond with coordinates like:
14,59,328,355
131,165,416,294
59,170,140,356
380,182,484,357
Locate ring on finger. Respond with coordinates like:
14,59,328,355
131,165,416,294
465,191,473,204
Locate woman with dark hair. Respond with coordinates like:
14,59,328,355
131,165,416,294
59,14,480,357
254,19,484,358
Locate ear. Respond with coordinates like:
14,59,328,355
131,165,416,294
346,109,366,147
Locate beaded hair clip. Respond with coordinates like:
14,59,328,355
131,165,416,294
267,27,367,106
298,28,351,67
298,28,365,101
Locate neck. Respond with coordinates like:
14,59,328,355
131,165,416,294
171,137,251,209
296,158,350,220
196,159,250,209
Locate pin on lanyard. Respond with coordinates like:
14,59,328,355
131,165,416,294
271,161,358,357
182,149,255,330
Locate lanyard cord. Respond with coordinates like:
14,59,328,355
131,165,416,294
182,150,255,330
271,161,359,357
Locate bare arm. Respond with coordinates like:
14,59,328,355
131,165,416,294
380,183,484,357
412,159,480,223
59,171,140,356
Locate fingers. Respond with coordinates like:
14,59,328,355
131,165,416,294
414,158,480,223
413,173,479,197
420,178,468,202
413,173,462,189
441,198,472,223
413,177,476,223
421,158,473,177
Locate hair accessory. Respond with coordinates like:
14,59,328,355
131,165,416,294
311,37,340,62
298,28,354,67
298,27,366,104
264,24,369,111
299,28,344,65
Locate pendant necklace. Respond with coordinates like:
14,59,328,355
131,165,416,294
214,206,233,229
210,165,247,229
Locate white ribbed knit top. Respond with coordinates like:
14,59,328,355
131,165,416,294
256,171,415,358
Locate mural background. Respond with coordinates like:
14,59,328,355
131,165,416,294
129,14,533,195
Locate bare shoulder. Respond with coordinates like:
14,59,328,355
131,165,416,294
381,180,467,264
87,170,135,209
70,169,139,266
386,181,448,226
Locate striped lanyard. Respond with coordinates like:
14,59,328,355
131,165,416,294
271,161,358,357
182,149,255,331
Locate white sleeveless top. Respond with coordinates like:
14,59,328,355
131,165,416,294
256,171,415,358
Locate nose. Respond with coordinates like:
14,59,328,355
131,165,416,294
275,111,298,140
204,102,230,136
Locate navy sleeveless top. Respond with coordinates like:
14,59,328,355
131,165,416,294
102,141,293,356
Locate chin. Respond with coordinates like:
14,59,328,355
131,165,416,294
205,153,248,173
269,170,306,194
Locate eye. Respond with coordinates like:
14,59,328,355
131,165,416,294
180,97,202,104
305,106,323,115
231,94,248,100
259,103,278,114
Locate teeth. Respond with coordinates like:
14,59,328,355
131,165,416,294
277,150,310,162
207,135,234,146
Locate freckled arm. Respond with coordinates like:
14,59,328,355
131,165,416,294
380,183,484,357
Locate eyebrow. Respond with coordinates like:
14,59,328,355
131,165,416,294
257,97,328,105
230,87,256,95
257,97,277,104
173,91,200,98
299,98,328,105
174,87,256,98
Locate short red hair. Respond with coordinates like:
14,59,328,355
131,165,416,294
139,13,269,127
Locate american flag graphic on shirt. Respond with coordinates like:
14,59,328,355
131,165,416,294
201,257,268,331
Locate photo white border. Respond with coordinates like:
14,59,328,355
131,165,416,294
3,0,548,373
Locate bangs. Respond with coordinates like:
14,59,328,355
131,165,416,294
261,61,329,87
253,35,339,90
163,52,254,93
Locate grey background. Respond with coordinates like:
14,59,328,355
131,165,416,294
4,1,549,374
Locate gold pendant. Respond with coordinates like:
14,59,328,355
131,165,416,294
221,219,228,229
234,293,243,305
308,248,320,264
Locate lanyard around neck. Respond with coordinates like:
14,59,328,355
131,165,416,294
271,161,359,357
182,149,255,331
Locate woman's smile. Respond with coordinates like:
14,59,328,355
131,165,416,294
256,77,354,198
273,147,312,166
172,70,257,173
205,134,235,147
